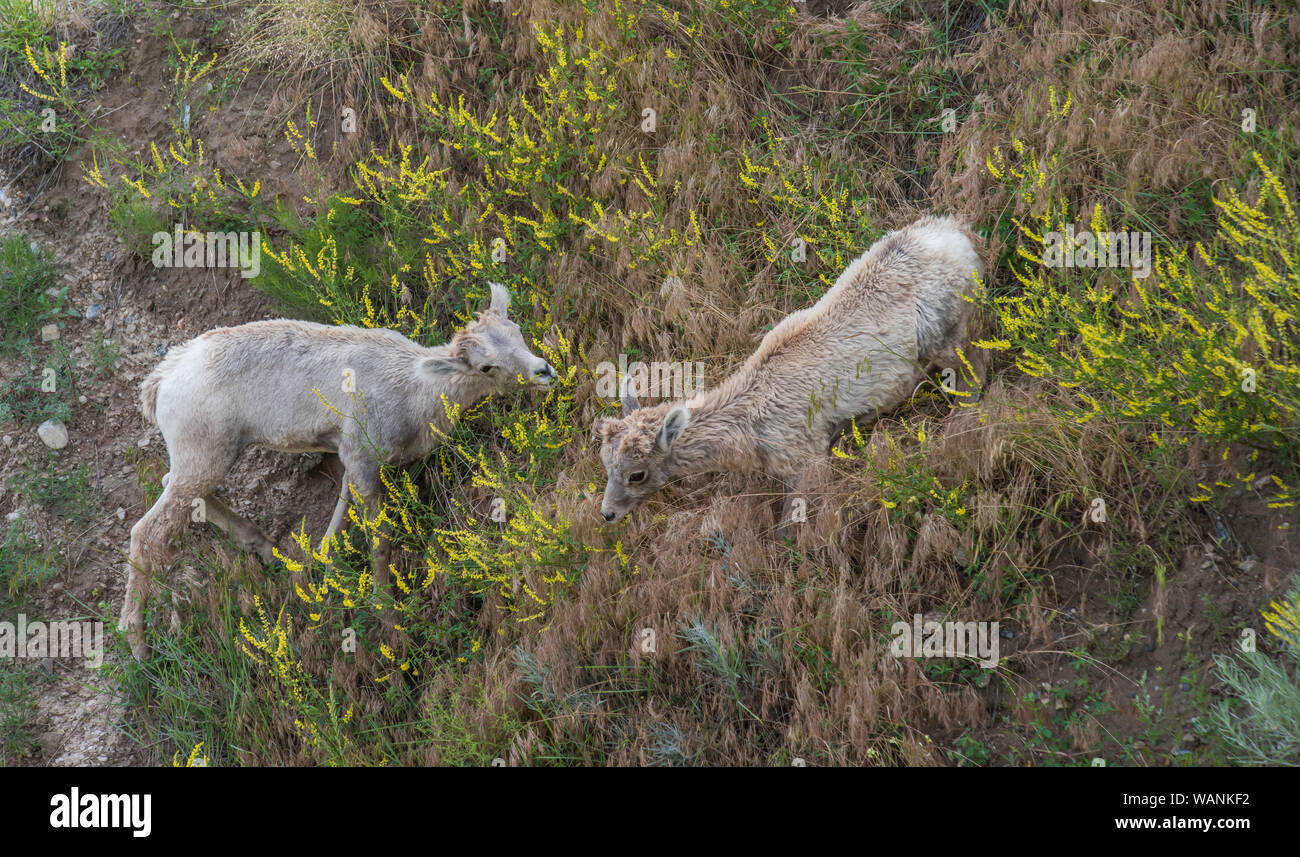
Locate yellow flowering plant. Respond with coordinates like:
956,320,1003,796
978,145,1299,507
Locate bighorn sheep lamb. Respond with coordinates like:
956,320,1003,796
119,283,554,659
596,215,984,531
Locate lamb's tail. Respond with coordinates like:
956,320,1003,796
140,368,165,426
139,340,196,426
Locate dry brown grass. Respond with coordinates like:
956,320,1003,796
101,0,1300,765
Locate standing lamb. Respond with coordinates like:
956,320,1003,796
596,215,984,532
119,283,554,659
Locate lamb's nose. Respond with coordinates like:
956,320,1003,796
602,510,616,522
536,363,555,379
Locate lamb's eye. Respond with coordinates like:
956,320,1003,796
479,364,495,374
628,471,646,484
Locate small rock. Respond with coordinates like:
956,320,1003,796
78,395,87,404
999,628,1015,639
2,434,11,447
39,657,54,674
1240,558,1258,574
116,507,126,521
86,303,103,320
5,511,19,522
1211,521,1230,542
37,419,69,449
137,435,151,448
41,323,60,342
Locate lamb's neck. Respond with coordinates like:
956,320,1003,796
668,383,759,477
420,348,495,435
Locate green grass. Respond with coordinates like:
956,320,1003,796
0,342,76,425
0,663,42,764
0,520,59,613
0,509,59,765
108,194,170,260
0,234,60,355
15,461,99,529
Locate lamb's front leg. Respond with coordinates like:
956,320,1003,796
319,472,351,553
333,452,395,616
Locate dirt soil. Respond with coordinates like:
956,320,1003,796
1,7,1296,767
0,14,343,765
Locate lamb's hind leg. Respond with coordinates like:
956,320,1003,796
931,298,987,403
826,418,853,454
119,475,213,660
931,340,985,404
202,494,277,564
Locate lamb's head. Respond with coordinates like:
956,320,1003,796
437,282,555,390
595,383,690,523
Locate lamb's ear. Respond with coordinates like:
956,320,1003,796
658,406,690,452
421,354,468,379
488,281,511,315
619,374,640,413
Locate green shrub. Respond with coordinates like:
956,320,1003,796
1210,579,1300,765
978,147,1299,508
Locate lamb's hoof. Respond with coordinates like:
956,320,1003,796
125,629,149,662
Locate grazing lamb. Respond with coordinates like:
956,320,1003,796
119,283,554,659
596,215,984,532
